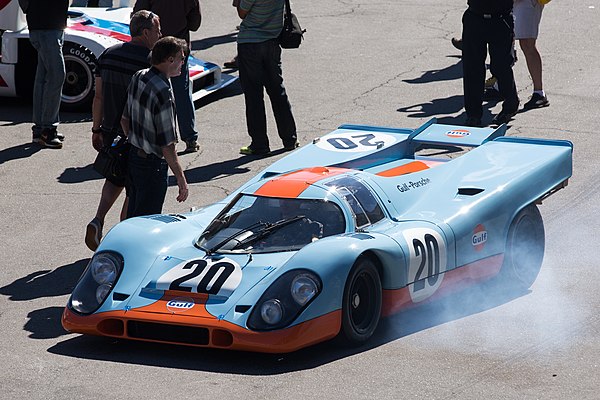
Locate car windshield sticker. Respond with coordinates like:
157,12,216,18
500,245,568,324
403,228,447,303
166,297,195,313
156,257,242,297
316,132,396,152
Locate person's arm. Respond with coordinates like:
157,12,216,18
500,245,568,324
237,6,248,19
120,116,130,137
162,143,189,203
186,0,201,32
91,76,104,151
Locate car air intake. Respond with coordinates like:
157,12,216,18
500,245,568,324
193,73,215,92
127,321,209,345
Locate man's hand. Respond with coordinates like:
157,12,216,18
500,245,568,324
176,178,189,202
92,132,104,152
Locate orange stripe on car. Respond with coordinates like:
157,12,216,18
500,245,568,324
254,167,349,198
376,161,430,177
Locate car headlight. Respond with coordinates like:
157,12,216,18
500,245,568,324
248,269,321,331
68,252,124,315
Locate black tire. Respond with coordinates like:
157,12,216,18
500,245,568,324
499,204,545,290
338,256,382,346
61,43,97,111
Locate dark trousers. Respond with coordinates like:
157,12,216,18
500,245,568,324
238,39,297,151
127,147,168,218
171,55,198,142
462,9,519,119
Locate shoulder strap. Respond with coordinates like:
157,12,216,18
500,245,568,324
283,0,293,20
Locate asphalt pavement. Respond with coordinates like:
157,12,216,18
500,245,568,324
1,1,599,399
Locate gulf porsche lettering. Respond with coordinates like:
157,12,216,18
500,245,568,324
166,298,195,313
156,258,242,296
472,224,488,251
446,129,470,138
403,228,447,303
396,177,431,193
316,131,396,152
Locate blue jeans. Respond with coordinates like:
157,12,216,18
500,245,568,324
238,39,297,151
127,147,168,218
29,30,66,131
171,55,198,142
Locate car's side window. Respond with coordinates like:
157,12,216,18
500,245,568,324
326,176,385,229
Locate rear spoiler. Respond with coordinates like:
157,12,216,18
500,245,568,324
408,118,507,148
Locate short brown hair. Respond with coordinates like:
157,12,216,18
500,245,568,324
150,36,188,65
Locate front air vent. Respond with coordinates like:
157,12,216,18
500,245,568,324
142,214,183,223
112,292,129,301
235,305,252,313
127,321,209,345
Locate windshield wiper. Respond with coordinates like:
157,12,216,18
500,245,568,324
231,215,307,249
202,221,268,255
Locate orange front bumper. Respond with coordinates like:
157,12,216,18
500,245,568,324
62,297,341,354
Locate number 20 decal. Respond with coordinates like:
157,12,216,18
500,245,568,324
315,132,397,153
402,228,447,303
156,258,242,297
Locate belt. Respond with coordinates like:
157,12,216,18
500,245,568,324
135,147,162,160
467,7,510,19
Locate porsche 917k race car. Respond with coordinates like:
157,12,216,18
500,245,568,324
62,119,573,353
0,2,235,110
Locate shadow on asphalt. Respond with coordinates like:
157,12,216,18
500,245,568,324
402,57,463,84
57,164,103,184
44,281,527,374
191,32,237,51
0,142,43,165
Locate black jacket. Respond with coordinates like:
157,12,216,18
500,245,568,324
467,0,513,15
21,0,68,31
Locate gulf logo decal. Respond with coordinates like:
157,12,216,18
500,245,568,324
446,129,470,139
166,297,195,313
472,224,488,251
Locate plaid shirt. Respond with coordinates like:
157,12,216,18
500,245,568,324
123,67,178,158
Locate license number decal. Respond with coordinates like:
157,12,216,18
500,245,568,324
316,132,396,152
156,258,242,297
403,228,447,303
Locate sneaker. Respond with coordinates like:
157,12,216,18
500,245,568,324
491,110,517,126
523,93,549,110
451,37,463,51
240,145,270,156
183,140,200,153
40,130,63,149
283,141,299,151
464,116,482,127
85,217,103,251
33,129,63,143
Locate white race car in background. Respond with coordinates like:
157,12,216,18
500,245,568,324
0,1,236,110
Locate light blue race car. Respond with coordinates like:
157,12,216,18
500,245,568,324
62,119,573,353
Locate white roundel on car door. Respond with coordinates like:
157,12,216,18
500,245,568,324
156,257,242,297
316,131,397,152
402,227,448,303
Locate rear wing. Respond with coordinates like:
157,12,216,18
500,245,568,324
409,118,507,148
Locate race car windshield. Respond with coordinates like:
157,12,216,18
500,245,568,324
197,195,346,254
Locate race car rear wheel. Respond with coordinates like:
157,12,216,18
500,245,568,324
61,43,97,111
500,204,545,290
338,256,382,346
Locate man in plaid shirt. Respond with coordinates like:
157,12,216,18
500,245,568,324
121,36,189,218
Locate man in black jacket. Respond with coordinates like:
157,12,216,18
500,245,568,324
19,0,68,148
461,0,519,127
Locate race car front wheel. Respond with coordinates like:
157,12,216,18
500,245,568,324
61,43,97,111
338,256,382,346
500,204,545,290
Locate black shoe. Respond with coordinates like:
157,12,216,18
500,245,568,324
451,37,463,51
283,141,299,151
224,56,238,69
182,140,200,153
32,131,42,144
523,93,549,110
491,110,517,126
464,116,482,127
40,129,63,149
